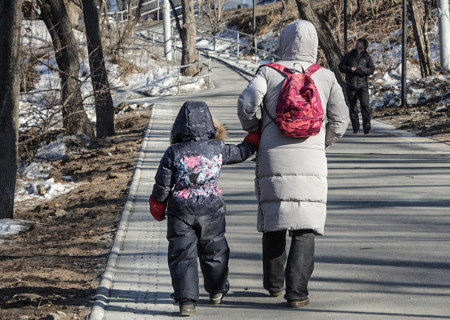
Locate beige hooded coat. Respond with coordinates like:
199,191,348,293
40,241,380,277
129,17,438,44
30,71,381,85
237,19,350,235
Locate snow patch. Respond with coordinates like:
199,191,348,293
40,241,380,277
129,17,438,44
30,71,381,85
35,139,67,161
15,178,80,204
0,219,34,238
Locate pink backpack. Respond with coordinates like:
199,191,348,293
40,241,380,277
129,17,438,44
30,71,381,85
262,63,323,137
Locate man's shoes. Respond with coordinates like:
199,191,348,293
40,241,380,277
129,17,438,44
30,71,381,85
287,297,310,308
363,123,371,134
268,290,283,297
353,129,359,134
179,302,196,316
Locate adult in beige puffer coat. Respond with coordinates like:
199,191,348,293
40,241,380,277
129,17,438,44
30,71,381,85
237,19,349,307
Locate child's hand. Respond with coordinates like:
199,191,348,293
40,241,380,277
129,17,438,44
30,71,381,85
149,195,167,221
244,130,260,149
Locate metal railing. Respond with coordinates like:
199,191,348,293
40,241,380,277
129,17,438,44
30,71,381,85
196,21,279,63
140,28,179,61
139,29,212,94
107,0,160,21
177,58,212,94
139,18,279,95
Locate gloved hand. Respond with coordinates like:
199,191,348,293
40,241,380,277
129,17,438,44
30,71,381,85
244,130,260,149
149,195,167,221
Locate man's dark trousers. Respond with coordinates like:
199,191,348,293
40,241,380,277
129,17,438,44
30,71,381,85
262,229,315,301
347,86,371,132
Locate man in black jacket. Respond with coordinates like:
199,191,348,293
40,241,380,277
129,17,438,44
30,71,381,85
339,38,375,134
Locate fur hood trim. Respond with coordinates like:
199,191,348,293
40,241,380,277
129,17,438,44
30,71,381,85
212,117,228,141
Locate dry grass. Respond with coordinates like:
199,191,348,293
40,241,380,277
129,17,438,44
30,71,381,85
222,2,299,36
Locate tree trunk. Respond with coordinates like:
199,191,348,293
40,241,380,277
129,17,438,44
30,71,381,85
181,0,198,76
409,0,435,77
82,0,115,138
422,0,434,74
97,0,106,23
0,0,23,219
295,0,345,88
39,0,94,137
169,0,182,35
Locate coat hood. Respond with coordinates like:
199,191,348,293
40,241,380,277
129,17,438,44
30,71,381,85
279,19,318,63
171,101,216,144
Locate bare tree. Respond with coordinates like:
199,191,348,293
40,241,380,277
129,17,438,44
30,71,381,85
295,0,345,87
409,0,435,77
352,0,368,17
38,0,95,137
328,0,344,48
201,0,225,26
200,0,225,47
112,0,144,52
0,0,24,219
82,0,115,138
170,0,198,76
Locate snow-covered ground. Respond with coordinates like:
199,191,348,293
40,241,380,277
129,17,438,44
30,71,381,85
198,11,449,108
20,20,207,131
368,11,450,109
14,20,208,217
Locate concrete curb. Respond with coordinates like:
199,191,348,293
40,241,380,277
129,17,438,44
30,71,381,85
88,106,157,320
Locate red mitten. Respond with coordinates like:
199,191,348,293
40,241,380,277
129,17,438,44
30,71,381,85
244,130,260,149
149,195,167,221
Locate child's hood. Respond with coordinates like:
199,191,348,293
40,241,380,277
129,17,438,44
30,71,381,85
171,101,216,144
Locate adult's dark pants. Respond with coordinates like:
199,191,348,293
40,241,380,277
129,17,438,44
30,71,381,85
346,86,371,131
263,229,315,301
167,209,229,302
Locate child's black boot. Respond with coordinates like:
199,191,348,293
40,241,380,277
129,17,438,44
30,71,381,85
179,301,196,317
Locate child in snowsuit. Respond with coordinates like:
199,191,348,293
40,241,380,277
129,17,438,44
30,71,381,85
149,101,260,316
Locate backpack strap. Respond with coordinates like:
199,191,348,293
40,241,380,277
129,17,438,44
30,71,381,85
304,64,322,76
260,63,322,76
256,64,288,133
260,63,294,76
261,100,277,132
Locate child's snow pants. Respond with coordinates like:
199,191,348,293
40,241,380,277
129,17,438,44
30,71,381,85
167,207,229,302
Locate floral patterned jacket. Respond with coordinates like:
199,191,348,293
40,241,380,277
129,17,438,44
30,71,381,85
151,101,256,216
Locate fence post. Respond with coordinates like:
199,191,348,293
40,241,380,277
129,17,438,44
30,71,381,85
172,28,176,62
163,0,173,61
178,68,181,94
157,0,160,20
237,33,240,57
254,38,257,62
152,32,155,51
213,26,216,51
208,59,211,87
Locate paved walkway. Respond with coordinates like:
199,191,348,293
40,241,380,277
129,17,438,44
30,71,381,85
89,51,450,319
